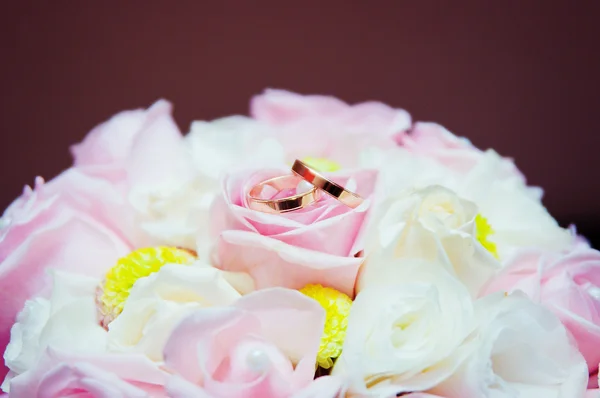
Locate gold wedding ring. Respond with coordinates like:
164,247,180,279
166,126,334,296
246,175,320,214
292,159,364,209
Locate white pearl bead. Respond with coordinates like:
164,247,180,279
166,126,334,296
246,348,270,373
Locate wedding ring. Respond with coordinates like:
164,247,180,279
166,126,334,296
291,160,364,209
247,175,320,214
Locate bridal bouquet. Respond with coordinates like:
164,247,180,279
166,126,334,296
1,90,599,398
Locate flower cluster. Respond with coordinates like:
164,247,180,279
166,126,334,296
1,90,599,398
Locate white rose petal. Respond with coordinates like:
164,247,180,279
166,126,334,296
2,271,107,392
107,263,241,361
458,151,572,257
431,292,588,398
2,298,50,392
186,116,285,178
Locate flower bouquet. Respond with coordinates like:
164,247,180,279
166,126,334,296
1,90,599,398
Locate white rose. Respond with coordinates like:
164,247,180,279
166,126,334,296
431,292,589,398
334,255,476,396
107,263,242,361
186,116,285,179
2,271,107,392
360,185,499,295
364,147,572,260
2,262,247,393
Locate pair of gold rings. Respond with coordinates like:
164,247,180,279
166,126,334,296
246,160,364,214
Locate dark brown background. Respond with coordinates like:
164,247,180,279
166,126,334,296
1,2,599,245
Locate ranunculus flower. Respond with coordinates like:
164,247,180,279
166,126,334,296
333,254,476,396
431,292,588,398
162,288,325,398
482,243,600,373
211,168,377,296
359,185,499,296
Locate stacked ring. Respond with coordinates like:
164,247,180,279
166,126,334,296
246,175,320,214
246,160,365,214
291,159,363,209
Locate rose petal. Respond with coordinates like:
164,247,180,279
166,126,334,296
216,231,362,297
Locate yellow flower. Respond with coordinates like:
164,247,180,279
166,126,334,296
300,284,352,369
475,214,499,259
301,157,341,172
96,246,196,328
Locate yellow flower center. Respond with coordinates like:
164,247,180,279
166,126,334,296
301,157,341,172
96,246,196,328
475,214,499,259
299,284,352,369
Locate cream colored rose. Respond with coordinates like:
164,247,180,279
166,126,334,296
334,255,477,396
2,271,108,392
363,147,572,260
107,263,242,361
430,292,589,397
360,185,499,296
2,263,248,392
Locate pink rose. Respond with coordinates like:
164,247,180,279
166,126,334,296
249,89,411,167
210,168,377,296
70,99,175,183
0,171,134,380
1,100,188,380
398,122,528,183
72,99,205,249
7,349,166,398
163,288,325,398
482,243,600,372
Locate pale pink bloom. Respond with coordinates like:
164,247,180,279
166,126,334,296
288,376,343,398
431,292,588,398
70,99,177,183
250,89,411,167
398,122,527,183
163,288,325,398
73,99,206,249
1,100,188,380
211,168,377,296
482,243,600,373
7,348,167,398
0,172,133,380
